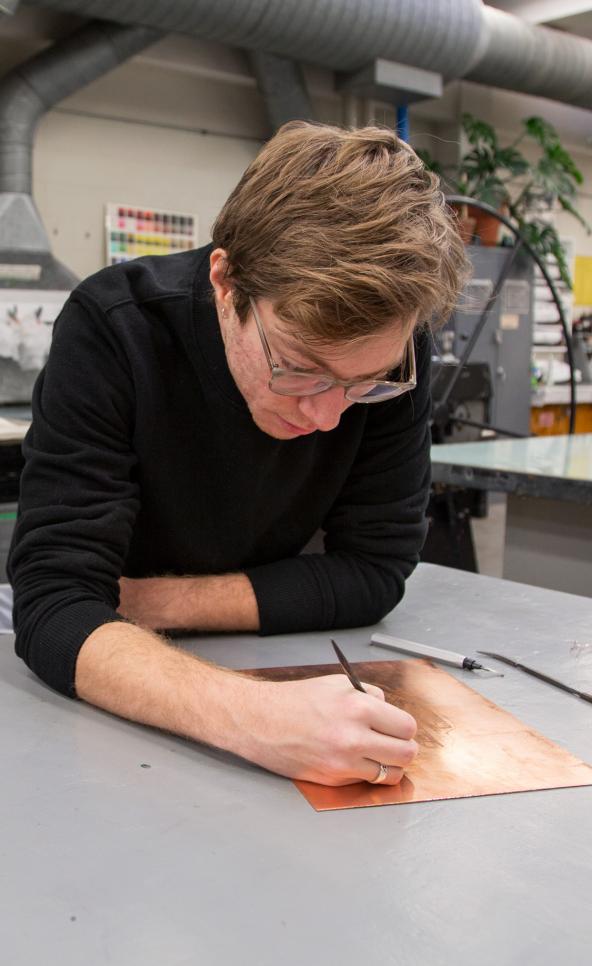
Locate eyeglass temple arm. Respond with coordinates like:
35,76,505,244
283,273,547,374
249,297,278,370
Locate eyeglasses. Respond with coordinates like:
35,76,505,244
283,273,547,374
249,297,417,404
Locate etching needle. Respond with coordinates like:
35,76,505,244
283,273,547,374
478,651,592,703
331,639,367,693
370,633,502,674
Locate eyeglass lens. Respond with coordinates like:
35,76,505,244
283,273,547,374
270,372,408,402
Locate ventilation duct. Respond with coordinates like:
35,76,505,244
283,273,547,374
249,51,314,131
26,0,592,111
0,19,160,401
0,19,160,196
27,0,484,78
468,5,592,110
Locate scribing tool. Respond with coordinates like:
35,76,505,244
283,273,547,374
370,633,502,674
331,639,368,692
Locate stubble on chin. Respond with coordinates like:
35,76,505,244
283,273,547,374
250,408,297,440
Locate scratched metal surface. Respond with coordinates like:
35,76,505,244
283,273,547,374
247,659,592,809
1,563,592,966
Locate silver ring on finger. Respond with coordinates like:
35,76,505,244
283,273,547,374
369,762,389,784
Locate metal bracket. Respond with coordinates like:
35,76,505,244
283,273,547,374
338,58,442,106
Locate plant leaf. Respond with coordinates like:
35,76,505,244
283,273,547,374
544,143,583,183
461,112,497,149
416,148,445,178
524,116,559,149
558,194,592,233
517,218,572,289
496,146,530,176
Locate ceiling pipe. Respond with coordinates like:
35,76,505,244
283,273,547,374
468,5,592,109
28,1,484,81
24,0,592,110
249,51,314,132
0,19,161,285
0,19,161,196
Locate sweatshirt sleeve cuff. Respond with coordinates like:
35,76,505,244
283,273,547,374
245,556,334,635
28,600,129,698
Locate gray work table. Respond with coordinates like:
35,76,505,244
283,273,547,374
0,409,29,574
0,405,31,443
2,563,592,966
431,434,592,597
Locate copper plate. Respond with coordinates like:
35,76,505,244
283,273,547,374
246,659,592,811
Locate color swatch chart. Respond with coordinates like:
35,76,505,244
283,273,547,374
105,203,198,265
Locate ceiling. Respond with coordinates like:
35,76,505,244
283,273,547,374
486,1,592,38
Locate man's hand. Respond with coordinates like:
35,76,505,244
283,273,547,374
237,673,418,786
77,623,417,787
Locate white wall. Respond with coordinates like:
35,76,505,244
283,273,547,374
26,34,343,281
33,112,261,281
29,38,264,281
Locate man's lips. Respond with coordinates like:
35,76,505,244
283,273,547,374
278,415,315,434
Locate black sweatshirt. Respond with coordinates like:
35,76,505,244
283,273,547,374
8,244,432,697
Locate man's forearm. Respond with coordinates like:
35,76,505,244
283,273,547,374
75,619,419,787
76,621,262,757
117,572,259,632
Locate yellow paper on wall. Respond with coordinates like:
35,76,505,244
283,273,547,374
574,255,592,306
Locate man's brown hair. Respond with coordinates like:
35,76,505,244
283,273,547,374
212,121,470,345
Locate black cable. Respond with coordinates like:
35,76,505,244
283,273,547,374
445,196,576,434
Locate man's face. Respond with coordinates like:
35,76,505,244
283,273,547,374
219,297,412,440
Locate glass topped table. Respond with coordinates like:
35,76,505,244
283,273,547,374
431,434,592,596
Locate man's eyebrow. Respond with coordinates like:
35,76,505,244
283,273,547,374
277,336,406,381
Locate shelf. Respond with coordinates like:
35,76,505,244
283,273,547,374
532,345,567,353
531,384,592,406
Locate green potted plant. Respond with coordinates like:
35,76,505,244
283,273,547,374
418,113,590,288
452,113,530,246
416,147,477,242
505,115,589,288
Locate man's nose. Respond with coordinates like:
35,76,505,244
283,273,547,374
298,387,351,432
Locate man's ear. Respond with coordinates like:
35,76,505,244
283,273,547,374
209,248,233,313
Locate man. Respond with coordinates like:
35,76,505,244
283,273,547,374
8,121,469,787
